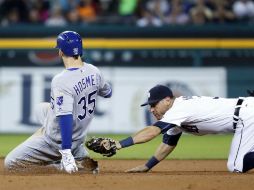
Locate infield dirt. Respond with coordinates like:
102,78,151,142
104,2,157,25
1,159,254,190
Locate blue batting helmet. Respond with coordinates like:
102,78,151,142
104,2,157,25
56,31,83,56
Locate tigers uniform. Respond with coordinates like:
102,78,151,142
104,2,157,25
155,96,254,172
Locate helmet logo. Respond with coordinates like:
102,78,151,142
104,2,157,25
73,48,78,55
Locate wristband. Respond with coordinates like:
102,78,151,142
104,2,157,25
119,137,134,148
145,156,159,170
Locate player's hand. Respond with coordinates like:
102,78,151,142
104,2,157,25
125,165,150,173
59,149,78,174
115,140,122,149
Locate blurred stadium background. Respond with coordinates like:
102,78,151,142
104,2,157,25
0,0,254,159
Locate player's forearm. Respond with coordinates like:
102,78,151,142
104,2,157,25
154,143,175,161
116,126,161,149
133,126,161,144
59,114,73,149
145,143,175,170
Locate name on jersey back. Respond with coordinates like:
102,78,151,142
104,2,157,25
73,74,97,95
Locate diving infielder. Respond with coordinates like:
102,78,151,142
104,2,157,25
4,31,112,173
113,85,254,173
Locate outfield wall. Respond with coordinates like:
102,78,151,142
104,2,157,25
0,67,226,134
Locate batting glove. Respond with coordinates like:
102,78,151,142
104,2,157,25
59,149,78,174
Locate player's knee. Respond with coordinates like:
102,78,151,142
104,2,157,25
4,151,20,171
4,154,14,170
227,159,244,173
227,160,235,172
242,152,254,173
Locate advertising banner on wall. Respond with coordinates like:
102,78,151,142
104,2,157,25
0,67,226,134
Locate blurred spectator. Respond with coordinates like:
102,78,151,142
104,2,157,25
31,0,50,22
181,0,195,14
233,0,254,21
1,8,20,26
66,8,81,24
212,0,235,23
45,5,67,26
117,0,138,24
189,0,213,24
98,0,118,16
136,9,163,27
78,0,98,23
166,0,189,25
28,8,42,24
95,0,119,24
136,0,170,27
118,0,137,16
0,0,29,26
96,0,138,25
1,0,253,26
147,0,170,23
55,0,80,12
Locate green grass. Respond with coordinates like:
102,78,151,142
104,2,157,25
0,134,30,157
0,134,233,159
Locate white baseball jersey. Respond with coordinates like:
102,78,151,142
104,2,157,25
161,96,238,135
44,63,111,147
158,96,254,172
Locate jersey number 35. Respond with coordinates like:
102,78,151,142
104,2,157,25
77,90,97,120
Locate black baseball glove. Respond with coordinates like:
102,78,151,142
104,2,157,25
85,137,117,157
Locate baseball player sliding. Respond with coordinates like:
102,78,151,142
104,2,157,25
4,31,112,173
87,85,254,173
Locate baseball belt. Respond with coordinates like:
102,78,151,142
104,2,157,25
233,98,244,130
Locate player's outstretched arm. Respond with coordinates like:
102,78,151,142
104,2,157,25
116,126,161,149
85,126,161,157
126,132,182,173
125,143,176,173
154,142,176,161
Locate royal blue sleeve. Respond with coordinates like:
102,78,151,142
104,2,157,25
162,133,182,146
153,121,176,134
58,114,73,149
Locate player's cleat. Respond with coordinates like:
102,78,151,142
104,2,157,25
76,157,99,174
